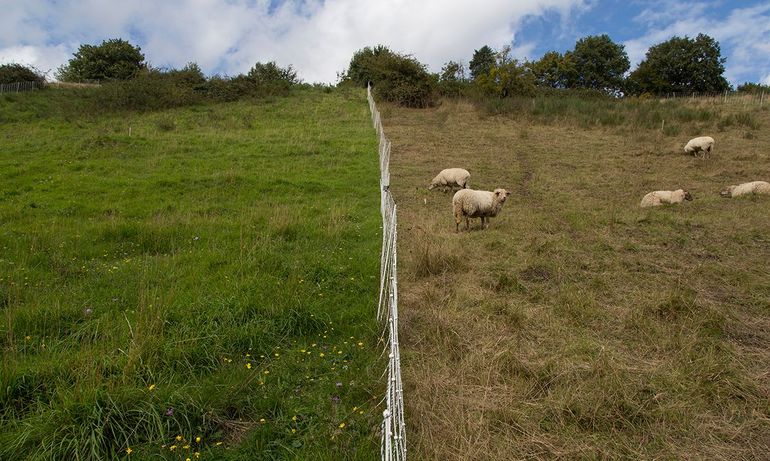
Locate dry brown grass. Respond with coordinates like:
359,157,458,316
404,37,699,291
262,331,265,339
384,97,770,460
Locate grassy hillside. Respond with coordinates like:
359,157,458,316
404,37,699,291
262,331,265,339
383,96,770,460
0,88,382,460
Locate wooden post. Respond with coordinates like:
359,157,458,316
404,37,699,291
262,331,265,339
661,119,665,132
761,91,765,105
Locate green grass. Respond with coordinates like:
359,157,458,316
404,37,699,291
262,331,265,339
0,88,382,460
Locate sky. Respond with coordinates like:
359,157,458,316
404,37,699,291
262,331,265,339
1,0,769,86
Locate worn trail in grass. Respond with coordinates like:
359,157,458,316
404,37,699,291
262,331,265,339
0,88,382,460
384,97,770,460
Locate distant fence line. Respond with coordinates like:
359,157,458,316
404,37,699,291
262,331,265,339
0,81,43,93
659,90,766,105
368,84,407,461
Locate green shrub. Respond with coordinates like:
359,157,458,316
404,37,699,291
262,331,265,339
343,45,435,107
0,63,46,85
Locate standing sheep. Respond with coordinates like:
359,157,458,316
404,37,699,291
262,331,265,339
720,181,770,198
452,188,510,232
684,136,714,158
428,168,470,192
640,189,693,207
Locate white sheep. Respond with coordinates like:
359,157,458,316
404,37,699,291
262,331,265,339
452,188,510,232
640,189,693,208
720,181,770,198
428,168,470,192
684,136,714,158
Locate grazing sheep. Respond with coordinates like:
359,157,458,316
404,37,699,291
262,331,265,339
640,189,693,208
428,168,470,192
452,188,510,232
684,136,714,158
720,181,770,198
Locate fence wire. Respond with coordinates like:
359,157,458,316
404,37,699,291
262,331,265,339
0,81,43,93
368,84,406,461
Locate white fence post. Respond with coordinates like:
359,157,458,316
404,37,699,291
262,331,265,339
368,83,407,461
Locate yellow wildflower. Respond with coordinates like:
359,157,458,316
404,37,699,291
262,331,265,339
263,370,270,374
246,363,252,369
170,445,177,451
183,444,190,449
292,415,297,421
338,422,346,429
260,418,266,423
319,353,325,357
126,447,133,455
215,441,223,446
194,453,200,459
176,435,183,441
195,436,201,443
148,384,156,391
357,342,363,346
291,428,296,433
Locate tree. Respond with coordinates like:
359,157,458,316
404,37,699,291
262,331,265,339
247,62,299,86
162,62,206,86
343,45,395,87
0,63,45,85
627,34,730,95
736,82,770,94
568,34,629,94
469,45,496,80
57,38,145,82
437,60,466,96
527,51,575,89
343,45,435,107
475,46,535,98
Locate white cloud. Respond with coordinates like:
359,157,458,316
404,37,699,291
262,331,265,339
0,44,73,78
0,0,588,82
624,2,770,85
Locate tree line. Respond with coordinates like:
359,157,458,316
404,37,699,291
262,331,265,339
2,35,768,110
344,33,768,107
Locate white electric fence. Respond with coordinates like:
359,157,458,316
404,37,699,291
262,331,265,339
368,84,407,461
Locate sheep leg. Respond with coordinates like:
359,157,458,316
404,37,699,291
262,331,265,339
465,217,470,231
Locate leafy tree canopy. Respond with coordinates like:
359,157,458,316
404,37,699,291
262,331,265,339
469,45,496,80
569,34,629,94
627,34,730,95
343,45,435,107
476,46,535,98
0,63,45,85
247,61,299,86
527,51,575,89
736,82,770,94
57,38,145,82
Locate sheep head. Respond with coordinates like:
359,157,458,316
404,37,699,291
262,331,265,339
494,188,511,203
683,190,693,201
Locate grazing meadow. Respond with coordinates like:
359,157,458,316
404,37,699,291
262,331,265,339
383,95,770,460
0,88,382,460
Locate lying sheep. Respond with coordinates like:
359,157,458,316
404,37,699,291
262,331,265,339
453,188,510,232
720,181,770,198
684,136,714,158
640,189,693,207
428,168,470,192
